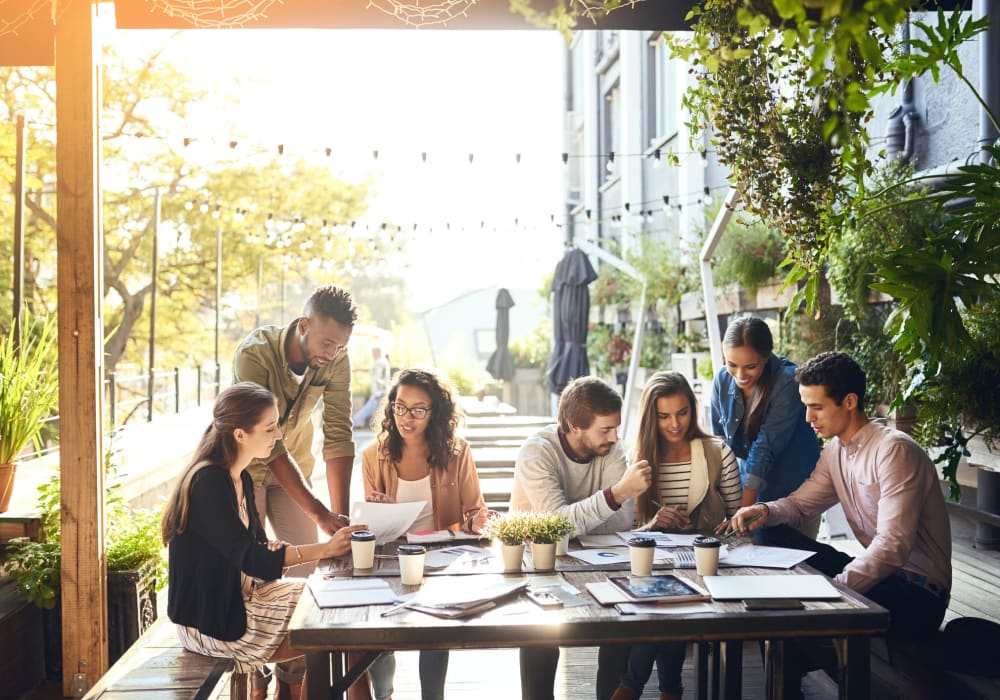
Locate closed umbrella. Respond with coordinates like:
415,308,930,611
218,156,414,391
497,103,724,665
486,288,515,381
544,248,598,394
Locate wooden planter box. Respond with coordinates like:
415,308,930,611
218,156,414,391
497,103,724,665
505,367,550,417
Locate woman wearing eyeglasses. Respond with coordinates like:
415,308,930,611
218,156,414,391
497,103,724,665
361,368,490,700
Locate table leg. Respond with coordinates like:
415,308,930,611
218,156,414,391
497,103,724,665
763,639,788,700
695,642,710,700
305,651,331,700
710,642,721,700
834,636,871,700
718,640,743,700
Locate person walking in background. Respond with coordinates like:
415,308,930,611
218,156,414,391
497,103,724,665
729,351,951,698
711,315,821,539
232,284,358,697
510,376,651,700
353,345,391,430
162,382,365,700
609,371,741,700
362,368,490,700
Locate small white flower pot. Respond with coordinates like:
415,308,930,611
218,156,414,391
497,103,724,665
531,542,557,571
501,543,525,572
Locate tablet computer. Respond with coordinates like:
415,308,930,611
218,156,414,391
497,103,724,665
608,574,710,603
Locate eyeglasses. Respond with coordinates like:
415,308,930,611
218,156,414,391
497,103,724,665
391,402,430,420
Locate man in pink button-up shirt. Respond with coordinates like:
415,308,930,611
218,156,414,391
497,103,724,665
731,351,951,634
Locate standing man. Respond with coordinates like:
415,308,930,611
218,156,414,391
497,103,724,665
510,376,652,700
233,285,359,699
352,344,390,429
731,351,952,695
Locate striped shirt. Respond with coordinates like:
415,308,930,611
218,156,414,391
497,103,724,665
656,444,742,517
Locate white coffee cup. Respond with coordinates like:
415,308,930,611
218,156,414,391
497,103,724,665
398,544,426,585
350,530,376,569
693,535,722,576
628,536,656,577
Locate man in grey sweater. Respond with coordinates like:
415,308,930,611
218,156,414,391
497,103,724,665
511,376,652,700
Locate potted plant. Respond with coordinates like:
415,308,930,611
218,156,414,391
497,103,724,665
0,315,59,513
485,512,531,572
4,454,166,676
523,512,573,572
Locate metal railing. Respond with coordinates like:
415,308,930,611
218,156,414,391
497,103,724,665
31,362,226,459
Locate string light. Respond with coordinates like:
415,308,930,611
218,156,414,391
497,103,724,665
365,0,479,28
145,0,281,27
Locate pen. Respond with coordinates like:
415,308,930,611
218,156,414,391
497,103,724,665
380,601,411,617
724,512,763,539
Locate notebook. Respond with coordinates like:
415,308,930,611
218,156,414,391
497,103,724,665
702,574,841,600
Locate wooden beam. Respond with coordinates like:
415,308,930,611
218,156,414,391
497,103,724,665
55,0,107,695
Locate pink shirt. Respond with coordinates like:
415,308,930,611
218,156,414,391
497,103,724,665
765,420,951,594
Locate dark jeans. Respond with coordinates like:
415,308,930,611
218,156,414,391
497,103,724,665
620,642,685,695
760,525,948,698
519,644,628,700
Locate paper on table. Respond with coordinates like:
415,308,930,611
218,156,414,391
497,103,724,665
703,574,841,600
308,576,397,608
350,500,426,544
616,602,715,615
406,529,484,544
424,545,494,569
618,531,701,547
569,547,674,566
719,544,815,569
578,534,624,548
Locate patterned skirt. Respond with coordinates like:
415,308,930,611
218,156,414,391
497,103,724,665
176,577,305,674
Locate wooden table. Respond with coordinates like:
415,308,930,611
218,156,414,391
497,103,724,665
289,550,889,700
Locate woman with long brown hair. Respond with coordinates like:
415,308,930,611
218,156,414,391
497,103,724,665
162,382,364,700
609,371,741,700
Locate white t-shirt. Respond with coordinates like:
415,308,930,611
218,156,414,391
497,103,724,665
396,474,435,532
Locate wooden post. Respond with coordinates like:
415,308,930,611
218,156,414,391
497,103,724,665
55,0,107,695
13,114,25,348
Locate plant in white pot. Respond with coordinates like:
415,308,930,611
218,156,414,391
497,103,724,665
485,512,530,572
0,316,59,513
524,512,573,572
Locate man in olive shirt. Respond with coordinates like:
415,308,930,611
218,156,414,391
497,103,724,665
234,285,357,550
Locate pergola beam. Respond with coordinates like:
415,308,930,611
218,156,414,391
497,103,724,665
55,0,107,694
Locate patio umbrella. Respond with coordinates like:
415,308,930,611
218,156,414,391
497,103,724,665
544,248,598,394
486,288,515,381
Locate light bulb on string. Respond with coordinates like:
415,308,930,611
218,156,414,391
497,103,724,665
212,205,221,219
561,152,569,165
653,149,662,168
606,151,615,173
199,202,209,214
184,200,194,211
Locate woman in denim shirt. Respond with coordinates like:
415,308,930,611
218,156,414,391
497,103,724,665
711,316,821,537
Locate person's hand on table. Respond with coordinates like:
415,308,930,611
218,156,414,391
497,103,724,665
321,524,368,558
653,504,689,531
316,509,350,536
367,490,396,504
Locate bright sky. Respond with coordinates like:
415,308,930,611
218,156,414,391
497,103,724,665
104,14,566,311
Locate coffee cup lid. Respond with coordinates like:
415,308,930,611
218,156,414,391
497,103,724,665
693,535,722,548
398,544,426,555
351,530,376,541
627,537,657,548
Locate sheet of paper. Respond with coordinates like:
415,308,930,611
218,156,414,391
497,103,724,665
578,534,625,548
406,529,484,544
719,544,815,569
424,545,494,569
567,547,631,565
308,576,397,608
618,531,701,547
703,574,841,600
350,500,426,544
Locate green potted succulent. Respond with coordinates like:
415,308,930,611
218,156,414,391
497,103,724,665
0,315,59,513
523,512,573,572
485,512,531,572
4,454,166,675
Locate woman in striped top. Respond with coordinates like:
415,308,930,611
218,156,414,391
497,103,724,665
610,371,741,700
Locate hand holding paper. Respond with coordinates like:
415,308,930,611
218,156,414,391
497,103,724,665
351,500,426,543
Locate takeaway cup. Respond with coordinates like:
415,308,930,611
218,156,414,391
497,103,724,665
693,535,723,576
398,544,427,585
628,536,656,577
350,530,376,569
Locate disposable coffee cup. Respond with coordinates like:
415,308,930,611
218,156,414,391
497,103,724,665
350,530,376,569
628,536,656,577
398,544,426,585
693,535,722,576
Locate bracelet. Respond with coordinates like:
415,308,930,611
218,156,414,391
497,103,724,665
294,545,303,561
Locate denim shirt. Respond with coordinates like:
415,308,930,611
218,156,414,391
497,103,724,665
710,354,819,502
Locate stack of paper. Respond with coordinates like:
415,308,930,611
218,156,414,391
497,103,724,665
406,578,528,619
308,577,397,608
406,529,485,544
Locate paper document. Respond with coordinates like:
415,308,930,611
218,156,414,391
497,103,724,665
719,544,815,569
618,531,701,547
616,602,715,615
569,547,674,567
407,529,484,544
351,500,426,543
403,577,528,619
703,574,841,600
424,545,494,569
578,534,625,548
308,576,397,608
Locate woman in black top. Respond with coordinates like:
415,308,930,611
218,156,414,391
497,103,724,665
162,382,364,700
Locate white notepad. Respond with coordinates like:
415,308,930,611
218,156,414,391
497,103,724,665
703,574,841,600
308,576,398,608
